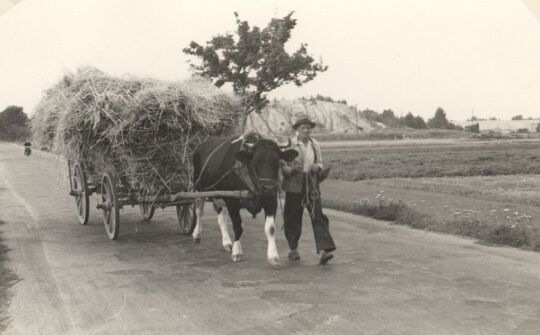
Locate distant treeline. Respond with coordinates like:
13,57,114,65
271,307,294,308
300,95,460,130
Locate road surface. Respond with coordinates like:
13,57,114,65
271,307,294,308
1,142,540,335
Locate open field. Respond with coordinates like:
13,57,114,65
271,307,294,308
318,138,540,250
318,133,540,252
323,138,540,180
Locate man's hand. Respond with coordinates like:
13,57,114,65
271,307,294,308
282,164,303,176
310,165,321,173
292,166,304,174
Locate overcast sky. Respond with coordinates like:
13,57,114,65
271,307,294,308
0,0,539,121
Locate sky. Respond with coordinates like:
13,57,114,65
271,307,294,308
0,0,539,122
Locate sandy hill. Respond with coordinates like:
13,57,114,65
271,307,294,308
245,99,384,136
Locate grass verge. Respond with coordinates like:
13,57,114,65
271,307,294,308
0,220,20,332
322,179,540,251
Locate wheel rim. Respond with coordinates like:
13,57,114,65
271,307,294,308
101,173,119,240
177,203,195,235
72,163,89,225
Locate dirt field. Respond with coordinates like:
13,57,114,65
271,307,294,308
323,138,540,180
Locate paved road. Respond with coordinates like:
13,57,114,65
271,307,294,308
1,142,540,335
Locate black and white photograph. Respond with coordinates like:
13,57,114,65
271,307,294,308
1,0,540,334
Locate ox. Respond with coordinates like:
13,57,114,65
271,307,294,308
192,133,297,265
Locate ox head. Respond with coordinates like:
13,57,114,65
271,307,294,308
235,134,297,195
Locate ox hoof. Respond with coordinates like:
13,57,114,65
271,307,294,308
268,257,280,267
193,237,201,244
231,254,244,262
223,243,232,252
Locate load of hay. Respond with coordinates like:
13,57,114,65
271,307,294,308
31,66,241,196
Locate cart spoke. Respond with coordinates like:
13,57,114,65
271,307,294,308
106,209,111,230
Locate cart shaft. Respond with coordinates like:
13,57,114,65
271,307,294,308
139,190,253,203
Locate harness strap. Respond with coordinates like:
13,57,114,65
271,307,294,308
194,136,238,190
233,160,257,193
199,169,234,192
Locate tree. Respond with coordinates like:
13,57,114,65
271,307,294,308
361,109,379,122
0,105,30,141
381,109,396,122
402,112,427,129
403,112,415,128
380,109,403,127
183,12,328,129
414,116,427,129
427,107,457,129
511,114,523,120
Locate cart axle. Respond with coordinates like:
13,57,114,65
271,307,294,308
96,202,113,210
69,190,82,197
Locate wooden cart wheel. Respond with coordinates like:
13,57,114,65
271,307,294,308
176,203,195,235
139,203,155,221
100,172,120,240
72,163,90,225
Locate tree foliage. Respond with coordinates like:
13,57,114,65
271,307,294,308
360,108,427,129
183,12,328,127
0,105,30,141
427,107,458,129
511,114,523,120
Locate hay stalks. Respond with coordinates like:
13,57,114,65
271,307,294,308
31,66,241,196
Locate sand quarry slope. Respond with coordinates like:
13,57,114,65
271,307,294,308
246,99,385,135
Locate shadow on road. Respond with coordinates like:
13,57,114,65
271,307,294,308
0,219,21,333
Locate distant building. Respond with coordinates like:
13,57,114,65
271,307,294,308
464,123,480,133
455,119,539,133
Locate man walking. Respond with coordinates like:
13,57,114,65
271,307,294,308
281,114,336,265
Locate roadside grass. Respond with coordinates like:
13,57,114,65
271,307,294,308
324,139,540,180
0,220,19,332
362,175,540,207
321,178,540,251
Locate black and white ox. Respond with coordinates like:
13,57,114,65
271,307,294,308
192,133,297,266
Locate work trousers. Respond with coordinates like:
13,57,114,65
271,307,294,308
283,178,336,254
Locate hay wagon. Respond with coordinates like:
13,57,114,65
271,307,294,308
31,66,245,240
67,160,252,240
